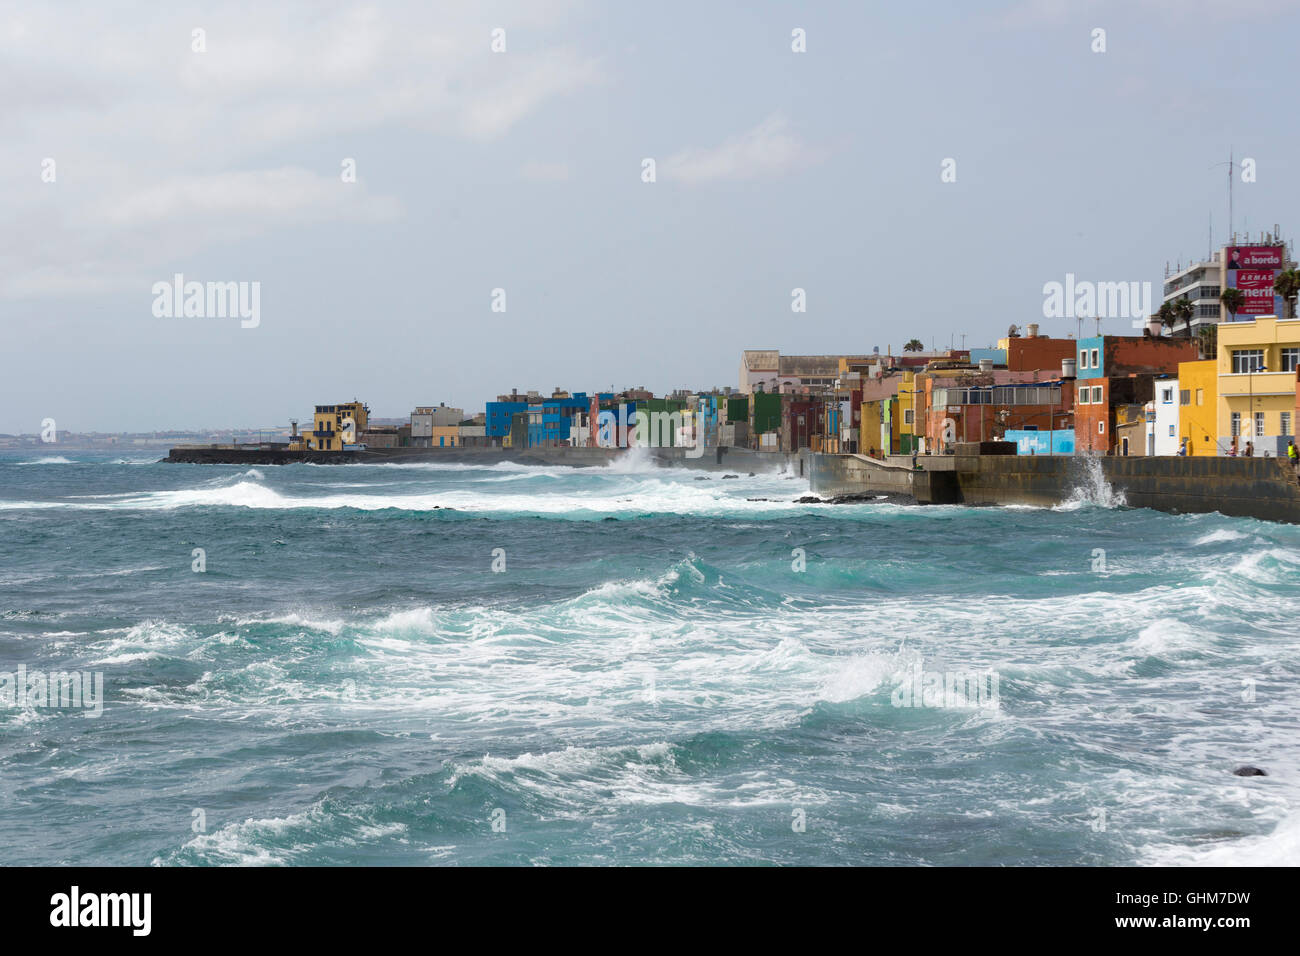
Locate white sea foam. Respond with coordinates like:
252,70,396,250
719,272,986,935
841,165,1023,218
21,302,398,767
1193,528,1251,546
1057,457,1127,510
0,474,824,516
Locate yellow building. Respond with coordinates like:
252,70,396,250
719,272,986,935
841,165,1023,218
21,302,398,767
858,396,899,458
1177,360,1217,456
431,424,460,448
897,370,919,454
1216,316,1300,454
308,401,369,451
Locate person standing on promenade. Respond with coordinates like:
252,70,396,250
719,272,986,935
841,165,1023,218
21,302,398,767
1245,440,1255,458
1288,439,1298,471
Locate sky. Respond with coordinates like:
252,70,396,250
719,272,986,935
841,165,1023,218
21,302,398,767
3,0,1300,432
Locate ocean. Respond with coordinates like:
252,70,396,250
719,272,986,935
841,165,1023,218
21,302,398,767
0,449,1296,866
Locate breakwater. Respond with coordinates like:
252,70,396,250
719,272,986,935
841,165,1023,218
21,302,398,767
164,443,797,474
808,450,1300,524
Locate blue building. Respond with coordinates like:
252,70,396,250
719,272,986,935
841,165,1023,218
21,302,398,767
486,401,528,439
526,393,589,447
1076,335,1104,379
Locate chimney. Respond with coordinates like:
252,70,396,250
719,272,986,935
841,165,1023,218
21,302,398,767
1026,323,1039,338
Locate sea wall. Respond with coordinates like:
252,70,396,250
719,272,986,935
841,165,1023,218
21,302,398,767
165,443,797,473
809,451,1300,523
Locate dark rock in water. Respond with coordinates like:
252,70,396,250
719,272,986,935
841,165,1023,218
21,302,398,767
1233,766,1267,776
721,474,739,479
693,476,711,481
795,491,919,506
746,497,777,502
603,516,618,521
747,472,755,477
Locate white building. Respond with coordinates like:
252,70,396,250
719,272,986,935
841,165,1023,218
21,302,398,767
1161,233,1293,336
1146,378,1181,455
410,403,465,447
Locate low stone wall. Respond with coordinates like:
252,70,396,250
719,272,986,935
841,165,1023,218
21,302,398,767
806,454,918,497
165,443,796,473
808,451,1300,523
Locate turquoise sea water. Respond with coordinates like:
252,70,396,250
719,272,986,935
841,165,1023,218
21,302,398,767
0,449,1297,865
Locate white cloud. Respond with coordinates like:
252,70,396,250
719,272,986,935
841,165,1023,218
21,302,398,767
662,114,817,185
0,1,600,299
1,167,401,298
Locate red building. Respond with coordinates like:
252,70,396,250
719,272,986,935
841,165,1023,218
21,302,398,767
1006,335,1077,375
1073,335,1200,454
919,369,1074,451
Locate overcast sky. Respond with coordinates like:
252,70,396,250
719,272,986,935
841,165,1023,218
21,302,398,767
4,0,1299,432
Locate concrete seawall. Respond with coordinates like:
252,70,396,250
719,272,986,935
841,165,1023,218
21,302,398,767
165,443,798,474
809,452,1300,523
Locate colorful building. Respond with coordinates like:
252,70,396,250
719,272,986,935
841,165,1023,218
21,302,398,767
307,401,368,451
1147,377,1180,456
486,401,528,441
1073,335,1199,454
751,391,782,447
1216,316,1300,455
1177,360,1218,456
896,370,920,454
918,368,1073,452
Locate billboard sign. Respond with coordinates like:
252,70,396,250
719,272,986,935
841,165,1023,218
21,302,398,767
1226,245,1284,318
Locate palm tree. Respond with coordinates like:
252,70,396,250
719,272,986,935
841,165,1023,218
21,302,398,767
1173,295,1195,336
1274,269,1300,319
1156,301,1176,336
903,339,924,352
1221,287,1245,322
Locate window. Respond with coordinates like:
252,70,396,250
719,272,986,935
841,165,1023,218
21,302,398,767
903,409,914,424
1161,388,1174,404
1255,412,1265,438
1283,412,1293,436
1092,386,1103,403
1232,349,1264,373
1231,412,1241,437
1091,348,1100,369
1195,388,1204,406
1180,389,1190,405
1079,350,1089,369
1282,348,1300,373
1098,421,1105,434
1169,425,1176,437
